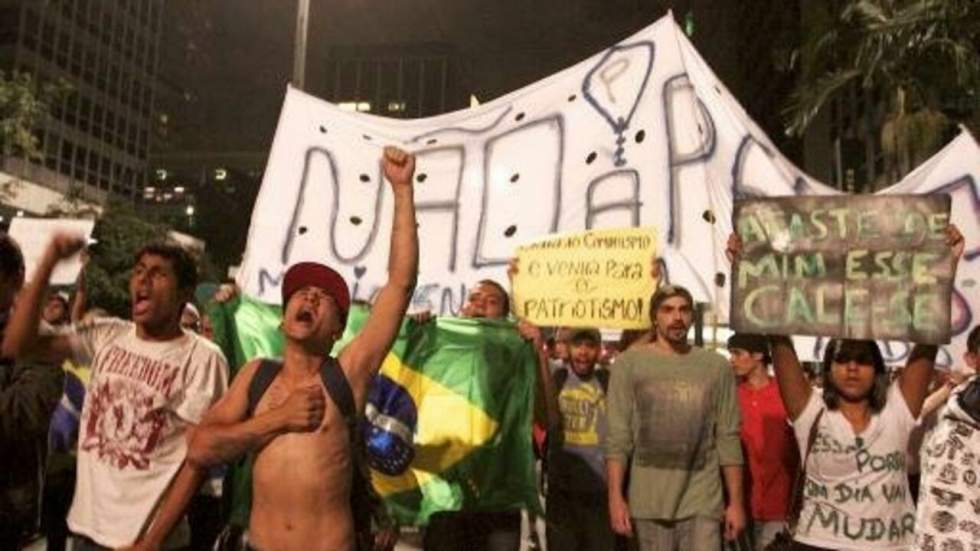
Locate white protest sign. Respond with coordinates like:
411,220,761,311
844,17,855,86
239,14,980,368
513,227,657,329
8,218,95,286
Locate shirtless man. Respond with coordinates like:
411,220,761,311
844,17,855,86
133,146,418,551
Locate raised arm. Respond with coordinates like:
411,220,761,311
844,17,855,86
899,224,964,418
899,345,939,419
508,259,559,429
70,264,87,323
1,234,85,364
769,336,813,420
920,371,966,419
726,232,812,418
340,147,418,397
517,320,560,430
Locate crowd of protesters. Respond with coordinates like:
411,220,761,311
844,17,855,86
0,145,977,551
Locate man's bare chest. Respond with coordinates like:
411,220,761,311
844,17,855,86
255,377,350,454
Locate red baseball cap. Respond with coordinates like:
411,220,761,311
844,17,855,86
282,262,351,320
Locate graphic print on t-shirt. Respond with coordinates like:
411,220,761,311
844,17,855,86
795,385,918,549
916,415,980,551
633,378,711,469
559,383,603,446
80,344,178,470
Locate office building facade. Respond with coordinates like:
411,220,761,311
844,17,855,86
0,0,163,212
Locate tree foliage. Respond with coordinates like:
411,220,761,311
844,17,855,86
0,70,70,159
82,200,222,317
786,0,980,181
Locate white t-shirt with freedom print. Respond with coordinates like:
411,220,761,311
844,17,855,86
65,318,229,548
793,383,917,550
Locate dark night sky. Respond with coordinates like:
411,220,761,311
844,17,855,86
157,1,746,156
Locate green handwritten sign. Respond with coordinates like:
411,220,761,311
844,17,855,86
731,195,953,343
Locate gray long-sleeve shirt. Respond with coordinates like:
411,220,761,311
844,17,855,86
605,345,742,520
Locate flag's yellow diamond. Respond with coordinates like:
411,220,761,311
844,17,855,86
371,353,498,497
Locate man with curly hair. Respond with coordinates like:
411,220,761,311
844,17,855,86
2,238,228,550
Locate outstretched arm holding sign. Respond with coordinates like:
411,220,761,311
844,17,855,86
726,225,964,422
509,258,560,431
340,146,419,407
727,232,813,420
897,224,963,418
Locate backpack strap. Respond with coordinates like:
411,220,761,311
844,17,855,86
595,369,610,394
318,356,384,548
319,357,356,428
247,359,283,417
788,408,825,532
245,357,355,425
552,367,569,393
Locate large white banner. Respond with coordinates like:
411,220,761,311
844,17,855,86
239,15,980,368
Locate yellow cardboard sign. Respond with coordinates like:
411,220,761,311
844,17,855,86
513,227,657,329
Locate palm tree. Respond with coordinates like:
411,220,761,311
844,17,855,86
785,0,980,186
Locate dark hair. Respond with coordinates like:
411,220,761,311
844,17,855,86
134,242,198,293
968,325,980,355
648,284,694,323
0,234,25,280
727,333,771,364
820,339,889,413
476,279,510,317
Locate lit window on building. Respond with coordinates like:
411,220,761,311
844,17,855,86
387,101,406,113
338,101,372,113
214,168,227,181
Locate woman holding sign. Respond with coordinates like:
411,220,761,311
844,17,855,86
726,225,963,551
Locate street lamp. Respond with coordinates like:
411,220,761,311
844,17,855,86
185,205,196,230
294,0,310,90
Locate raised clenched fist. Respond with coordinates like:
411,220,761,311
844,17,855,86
382,146,416,188
46,233,87,263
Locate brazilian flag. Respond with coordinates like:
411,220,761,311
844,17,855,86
209,297,541,526
207,295,283,378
